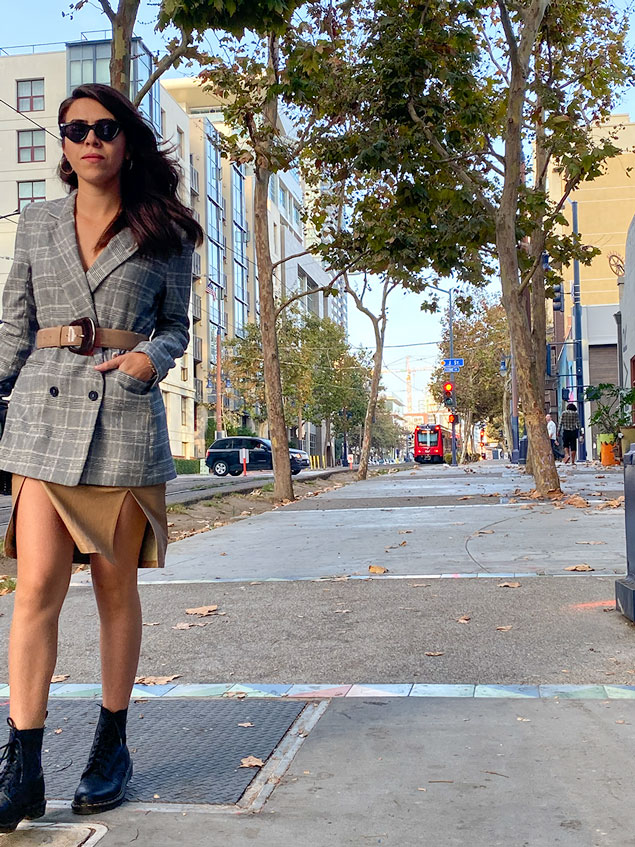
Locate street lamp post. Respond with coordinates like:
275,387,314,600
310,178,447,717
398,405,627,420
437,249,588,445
447,287,458,466
570,201,587,461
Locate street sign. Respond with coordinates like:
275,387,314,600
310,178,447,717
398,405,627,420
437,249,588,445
444,366,460,373
442,358,464,367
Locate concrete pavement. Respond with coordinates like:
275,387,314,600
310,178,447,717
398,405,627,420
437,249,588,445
2,460,634,847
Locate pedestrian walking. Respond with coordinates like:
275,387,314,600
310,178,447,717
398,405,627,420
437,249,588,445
558,403,581,466
545,413,561,459
0,83,203,832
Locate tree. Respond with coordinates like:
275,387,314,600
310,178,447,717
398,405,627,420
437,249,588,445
308,0,632,495
68,0,199,103
430,297,509,462
371,399,408,456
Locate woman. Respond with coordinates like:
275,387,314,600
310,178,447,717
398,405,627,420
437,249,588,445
558,403,581,466
0,83,202,831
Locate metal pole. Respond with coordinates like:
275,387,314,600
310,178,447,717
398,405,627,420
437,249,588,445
215,325,223,438
511,351,520,463
449,288,457,466
571,201,587,461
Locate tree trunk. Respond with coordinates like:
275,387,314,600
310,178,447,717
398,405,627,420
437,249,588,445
109,0,140,95
358,318,385,480
325,417,332,467
460,410,473,464
252,36,293,501
496,0,559,496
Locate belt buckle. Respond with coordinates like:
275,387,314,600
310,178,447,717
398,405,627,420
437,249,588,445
68,317,96,356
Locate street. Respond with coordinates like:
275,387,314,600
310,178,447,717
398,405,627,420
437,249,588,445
1,461,634,846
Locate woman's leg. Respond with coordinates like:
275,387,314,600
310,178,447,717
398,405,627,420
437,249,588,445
90,493,147,711
8,479,75,729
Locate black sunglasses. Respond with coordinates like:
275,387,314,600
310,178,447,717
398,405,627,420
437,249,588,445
59,119,122,144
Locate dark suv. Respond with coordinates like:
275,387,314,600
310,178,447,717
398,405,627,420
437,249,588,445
205,436,310,477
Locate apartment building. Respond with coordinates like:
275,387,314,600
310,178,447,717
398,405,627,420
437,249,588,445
0,40,347,461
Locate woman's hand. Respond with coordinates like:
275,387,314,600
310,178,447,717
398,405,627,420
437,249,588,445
94,352,156,381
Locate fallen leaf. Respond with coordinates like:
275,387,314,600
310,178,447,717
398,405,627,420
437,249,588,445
143,622,160,627
186,605,219,617
54,729,63,735
516,717,530,722
51,674,69,683
424,651,444,657
333,609,351,614
369,565,389,574
399,540,408,547
546,489,563,500
399,530,413,535
153,794,160,799
564,494,589,508
238,722,254,728
457,496,473,501
474,529,495,536
575,541,605,546
457,615,471,624
240,756,264,768
496,625,513,632
564,564,594,572
498,582,521,589
135,675,181,685
411,583,431,588
172,622,208,629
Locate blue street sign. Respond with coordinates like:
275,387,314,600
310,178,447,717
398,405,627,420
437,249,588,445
444,366,460,373
442,358,464,368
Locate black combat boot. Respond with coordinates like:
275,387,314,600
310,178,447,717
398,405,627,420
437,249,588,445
0,718,46,833
72,706,132,815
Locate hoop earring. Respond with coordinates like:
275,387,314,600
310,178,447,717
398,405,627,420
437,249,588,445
126,159,134,171
60,158,73,176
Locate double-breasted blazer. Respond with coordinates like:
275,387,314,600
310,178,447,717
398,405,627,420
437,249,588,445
0,191,193,487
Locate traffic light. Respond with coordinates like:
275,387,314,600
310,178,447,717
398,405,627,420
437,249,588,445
552,283,564,312
443,381,455,407
448,413,459,425
480,427,485,442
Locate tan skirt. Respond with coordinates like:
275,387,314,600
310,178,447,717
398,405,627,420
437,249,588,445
5,475,168,568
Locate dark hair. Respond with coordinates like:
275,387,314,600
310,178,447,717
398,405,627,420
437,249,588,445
567,403,577,411
58,84,203,257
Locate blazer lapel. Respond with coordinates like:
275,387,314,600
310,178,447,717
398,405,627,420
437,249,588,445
85,227,139,293
50,192,97,322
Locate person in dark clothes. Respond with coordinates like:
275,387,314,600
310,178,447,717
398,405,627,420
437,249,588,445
558,403,581,466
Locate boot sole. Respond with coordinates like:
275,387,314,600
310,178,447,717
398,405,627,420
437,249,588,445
0,799,47,833
71,763,132,816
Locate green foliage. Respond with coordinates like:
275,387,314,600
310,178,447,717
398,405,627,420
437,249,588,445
585,384,635,438
173,458,201,474
159,0,305,37
370,399,408,452
430,296,508,424
226,311,372,432
226,425,257,436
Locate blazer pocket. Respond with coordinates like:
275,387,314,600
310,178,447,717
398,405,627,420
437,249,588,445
115,369,153,396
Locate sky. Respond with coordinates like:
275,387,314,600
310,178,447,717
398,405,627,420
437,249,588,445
2,1,635,410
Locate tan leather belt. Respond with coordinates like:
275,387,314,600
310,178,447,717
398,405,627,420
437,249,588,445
36,318,148,357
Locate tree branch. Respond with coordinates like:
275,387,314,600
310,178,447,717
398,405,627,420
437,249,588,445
134,29,193,107
97,0,116,23
275,283,337,319
271,249,312,272
407,100,496,217
497,1,518,66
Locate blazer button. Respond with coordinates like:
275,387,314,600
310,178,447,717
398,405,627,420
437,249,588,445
88,390,99,401
49,386,59,397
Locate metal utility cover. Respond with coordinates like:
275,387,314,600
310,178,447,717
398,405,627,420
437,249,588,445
0,699,304,806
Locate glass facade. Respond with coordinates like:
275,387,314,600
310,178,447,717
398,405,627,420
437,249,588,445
205,119,224,338
232,162,249,337
66,39,161,133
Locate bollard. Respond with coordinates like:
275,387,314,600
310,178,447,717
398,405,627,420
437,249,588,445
616,447,635,621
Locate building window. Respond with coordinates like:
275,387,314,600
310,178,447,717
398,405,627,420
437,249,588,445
177,127,184,159
273,222,279,253
68,42,110,88
17,180,46,211
181,396,188,427
17,79,44,112
160,109,166,139
279,185,288,214
293,202,302,228
17,130,46,163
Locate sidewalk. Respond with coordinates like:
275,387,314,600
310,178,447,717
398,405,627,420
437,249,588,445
1,462,632,846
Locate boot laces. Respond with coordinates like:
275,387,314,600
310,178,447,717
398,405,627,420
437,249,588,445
0,732,21,789
85,724,120,778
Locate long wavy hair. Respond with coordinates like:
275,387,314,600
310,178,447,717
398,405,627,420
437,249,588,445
58,83,203,257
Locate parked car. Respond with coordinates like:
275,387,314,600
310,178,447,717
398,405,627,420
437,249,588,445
205,436,310,477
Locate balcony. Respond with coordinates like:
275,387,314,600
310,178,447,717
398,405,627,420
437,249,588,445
194,377,203,403
192,292,202,322
192,251,202,279
190,156,200,195
193,335,203,363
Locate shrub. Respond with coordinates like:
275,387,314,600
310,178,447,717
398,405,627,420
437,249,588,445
174,458,201,475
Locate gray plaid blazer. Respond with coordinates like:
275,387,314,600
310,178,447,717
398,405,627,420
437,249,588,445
0,191,193,486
